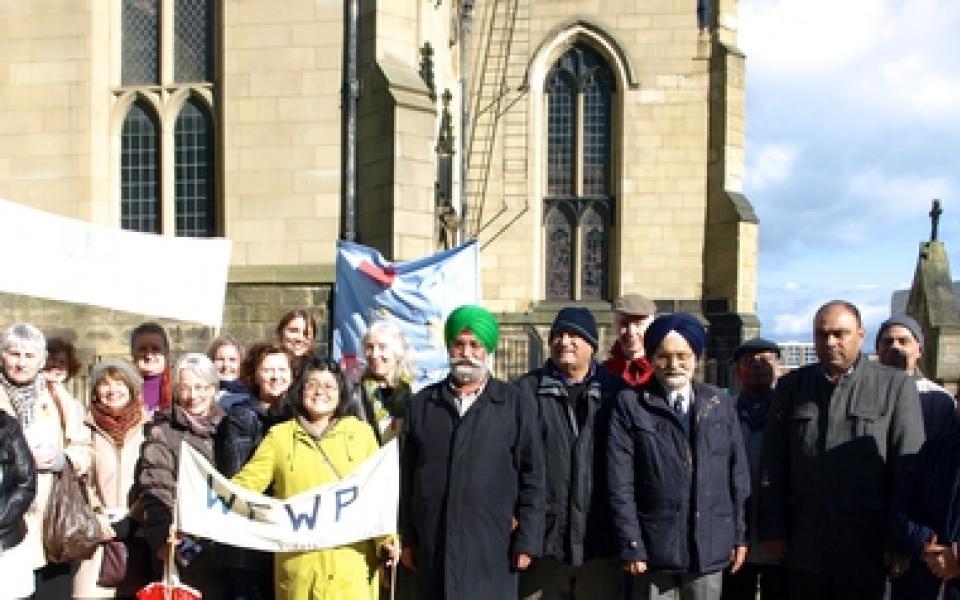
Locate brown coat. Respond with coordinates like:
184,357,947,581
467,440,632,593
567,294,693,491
134,403,225,598
0,377,92,569
74,411,148,599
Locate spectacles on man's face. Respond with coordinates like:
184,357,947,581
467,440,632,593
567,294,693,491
653,351,695,366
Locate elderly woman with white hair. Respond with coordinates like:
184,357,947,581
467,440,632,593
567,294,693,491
0,322,92,599
357,319,415,445
134,352,225,597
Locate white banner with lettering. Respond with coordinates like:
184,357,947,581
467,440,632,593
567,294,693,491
0,198,231,326
176,440,398,552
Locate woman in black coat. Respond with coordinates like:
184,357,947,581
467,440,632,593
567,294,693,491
0,409,39,599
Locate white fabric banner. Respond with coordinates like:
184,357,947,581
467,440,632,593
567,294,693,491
0,198,231,326
176,440,399,552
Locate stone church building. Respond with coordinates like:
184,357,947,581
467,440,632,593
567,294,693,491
0,0,758,386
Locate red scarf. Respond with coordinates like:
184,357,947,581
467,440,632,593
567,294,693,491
91,398,144,447
603,341,653,386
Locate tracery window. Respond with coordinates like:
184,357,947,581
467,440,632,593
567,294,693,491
118,0,217,237
120,101,160,233
544,44,615,301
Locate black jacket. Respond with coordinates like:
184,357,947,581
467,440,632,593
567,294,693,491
514,361,623,566
607,379,749,574
0,410,36,550
399,376,545,600
213,395,292,570
760,356,925,578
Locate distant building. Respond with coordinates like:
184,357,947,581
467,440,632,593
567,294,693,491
779,342,817,371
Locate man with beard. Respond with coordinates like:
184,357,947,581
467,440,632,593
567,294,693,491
760,300,925,599
607,313,749,600
399,304,545,600
875,314,955,440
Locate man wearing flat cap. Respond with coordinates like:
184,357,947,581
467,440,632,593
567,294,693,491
721,338,786,600
514,307,625,599
759,300,924,600
603,294,657,386
399,305,545,600
607,313,749,600
875,314,956,440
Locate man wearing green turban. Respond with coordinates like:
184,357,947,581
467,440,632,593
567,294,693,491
443,305,500,353
399,304,545,600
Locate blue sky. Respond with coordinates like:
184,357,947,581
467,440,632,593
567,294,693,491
739,0,960,348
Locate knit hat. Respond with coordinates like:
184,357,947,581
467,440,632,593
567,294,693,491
876,314,924,348
643,313,707,359
550,307,599,350
734,337,781,362
444,305,500,353
90,358,143,396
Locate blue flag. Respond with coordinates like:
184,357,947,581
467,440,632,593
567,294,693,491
331,241,480,390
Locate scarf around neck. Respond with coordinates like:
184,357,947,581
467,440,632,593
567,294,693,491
0,370,45,428
737,391,773,432
91,398,144,447
603,342,653,386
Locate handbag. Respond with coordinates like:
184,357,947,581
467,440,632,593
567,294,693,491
42,457,103,563
98,534,153,590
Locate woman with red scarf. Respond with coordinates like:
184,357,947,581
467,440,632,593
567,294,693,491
74,358,150,599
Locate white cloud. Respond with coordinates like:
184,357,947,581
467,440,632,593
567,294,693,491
880,56,960,120
740,0,892,74
746,143,798,191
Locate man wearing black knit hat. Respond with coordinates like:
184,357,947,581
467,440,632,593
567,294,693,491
515,307,625,599
607,313,749,600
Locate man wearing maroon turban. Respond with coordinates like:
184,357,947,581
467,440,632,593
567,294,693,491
399,305,545,600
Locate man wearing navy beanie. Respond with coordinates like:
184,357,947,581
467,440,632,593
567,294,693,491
514,307,625,599
607,312,749,600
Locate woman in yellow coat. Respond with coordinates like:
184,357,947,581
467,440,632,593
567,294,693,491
232,356,398,600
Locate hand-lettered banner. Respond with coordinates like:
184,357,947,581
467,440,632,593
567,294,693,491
0,198,231,326
331,240,480,391
176,440,398,552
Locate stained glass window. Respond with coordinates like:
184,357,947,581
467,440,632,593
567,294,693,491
122,0,159,86
545,207,574,300
174,99,215,237
121,102,160,233
543,43,615,301
581,205,608,300
174,0,214,83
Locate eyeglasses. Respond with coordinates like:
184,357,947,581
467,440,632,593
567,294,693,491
653,352,696,365
177,383,215,395
304,381,339,392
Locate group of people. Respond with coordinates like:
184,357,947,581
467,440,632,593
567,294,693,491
0,296,957,600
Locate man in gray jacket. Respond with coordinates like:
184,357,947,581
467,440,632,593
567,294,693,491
759,300,925,599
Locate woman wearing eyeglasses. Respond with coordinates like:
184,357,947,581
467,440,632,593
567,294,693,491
231,357,399,600
134,353,226,598
214,341,296,600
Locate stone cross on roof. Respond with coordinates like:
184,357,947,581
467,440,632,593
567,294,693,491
931,199,943,242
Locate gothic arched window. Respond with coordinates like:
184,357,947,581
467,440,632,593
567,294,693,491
118,0,218,236
174,99,215,237
544,44,615,301
120,101,160,233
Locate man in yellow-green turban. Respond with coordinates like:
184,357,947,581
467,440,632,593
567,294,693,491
398,305,545,600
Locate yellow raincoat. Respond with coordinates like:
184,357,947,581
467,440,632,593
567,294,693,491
232,416,387,600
